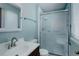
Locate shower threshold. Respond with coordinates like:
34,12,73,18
49,52,62,56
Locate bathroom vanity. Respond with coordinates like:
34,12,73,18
29,46,40,56
0,41,40,56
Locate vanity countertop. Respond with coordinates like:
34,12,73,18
0,41,40,56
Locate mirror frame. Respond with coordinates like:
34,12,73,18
0,3,22,32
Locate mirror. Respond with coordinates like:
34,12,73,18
0,3,21,32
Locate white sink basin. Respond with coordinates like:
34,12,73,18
0,41,40,56
4,44,29,56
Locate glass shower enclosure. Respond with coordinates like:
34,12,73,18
40,10,69,56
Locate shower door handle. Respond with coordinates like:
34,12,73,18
68,41,71,45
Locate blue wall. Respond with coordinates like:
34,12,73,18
0,3,37,43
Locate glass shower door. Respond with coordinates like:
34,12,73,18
40,11,69,56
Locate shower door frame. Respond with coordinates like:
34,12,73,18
40,8,70,56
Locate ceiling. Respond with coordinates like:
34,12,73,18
39,3,67,12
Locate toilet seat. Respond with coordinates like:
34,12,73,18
40,49,49,56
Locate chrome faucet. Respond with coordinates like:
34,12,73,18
8,37,18,49
11,37,18,47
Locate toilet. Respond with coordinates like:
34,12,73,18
29,39,49,56
39,48,49,56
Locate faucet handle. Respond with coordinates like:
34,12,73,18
8,44,11,49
